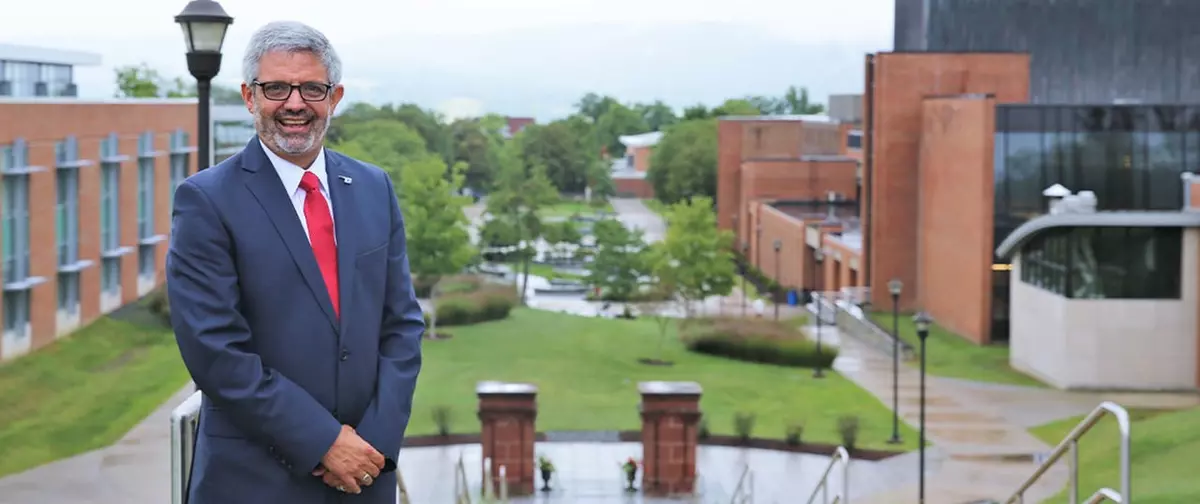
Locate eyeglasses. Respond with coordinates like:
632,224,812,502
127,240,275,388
252,80,333,102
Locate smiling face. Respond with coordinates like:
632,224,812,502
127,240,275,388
241,50,344,167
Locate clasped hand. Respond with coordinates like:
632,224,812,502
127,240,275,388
312,425,385,494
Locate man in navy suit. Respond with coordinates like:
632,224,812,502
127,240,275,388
167,20,424,503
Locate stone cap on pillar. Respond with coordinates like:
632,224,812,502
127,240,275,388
476,381,538,396
638,381,702,396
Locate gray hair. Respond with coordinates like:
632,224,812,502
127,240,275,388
242,21,342,85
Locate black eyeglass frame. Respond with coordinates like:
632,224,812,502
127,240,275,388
251,80,335,102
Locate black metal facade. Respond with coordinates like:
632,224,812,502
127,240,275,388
894,0,1200,104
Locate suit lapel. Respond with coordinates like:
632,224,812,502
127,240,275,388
240,138,340,331
326,153,360,335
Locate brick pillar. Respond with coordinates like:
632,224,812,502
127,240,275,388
639,381,702,496
477,381,537,496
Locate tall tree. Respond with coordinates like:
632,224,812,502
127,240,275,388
518,121,596,194
647,119,719,204
399,156,475,338
114,63,194,98
487,141,559,302
329,119,429,189
635,101,679,131
651,196,735,320
594,103,650,158
575,92,620,123
585,219,648,304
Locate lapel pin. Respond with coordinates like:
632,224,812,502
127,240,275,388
338,175,353,185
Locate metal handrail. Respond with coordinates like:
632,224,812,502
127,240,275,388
1004,401,1131,504
805,446,850,504
170,391,203,504
454,454,471,504
1084,488,1122,503
729,464,754,503
397,471,411,504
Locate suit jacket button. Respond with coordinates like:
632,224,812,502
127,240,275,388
340,348,349,361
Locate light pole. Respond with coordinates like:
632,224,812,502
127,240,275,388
913,311,932,504
755,224,762,270
772,239,782,321
175,0,234,172
887,278,903,445
812,248,825,379
741,241,749,317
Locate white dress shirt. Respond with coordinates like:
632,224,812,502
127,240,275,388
260,140,336,244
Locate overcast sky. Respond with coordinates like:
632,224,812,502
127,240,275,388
1,0,894,120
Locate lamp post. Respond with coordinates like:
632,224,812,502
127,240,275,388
812,248,825,379
913,311,932,504
175,0,234,173
772,239,782,321
887,278,903,445
741,241,749,317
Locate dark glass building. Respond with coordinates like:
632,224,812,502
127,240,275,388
894,0,1200,104
989,104,1200,340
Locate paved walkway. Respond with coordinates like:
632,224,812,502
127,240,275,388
803,311,1199,504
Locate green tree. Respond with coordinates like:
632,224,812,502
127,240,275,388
518,121,597,194
647,119,718,204
575,92,620,123
745,86,825,115
487,141,559,302
635,100,679,131
585,219,648,303
450,118,502,192
651,196,735,319
594,103,651,158
399,156,475,338
114,63,196,98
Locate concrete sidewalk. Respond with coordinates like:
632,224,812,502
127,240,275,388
0,385,195,504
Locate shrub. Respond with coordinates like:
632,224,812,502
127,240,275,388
432,405,453,436
434,284,519,326
414,274,483,298
146,287,171,322
733,412,756,443
785,421,804,446
698,415,710,440
682,317,837,369
837,415,860,450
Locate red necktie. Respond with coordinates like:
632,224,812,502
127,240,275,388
299,171,340,317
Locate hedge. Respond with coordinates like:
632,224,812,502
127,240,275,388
682,317,837,369
425,283,519,327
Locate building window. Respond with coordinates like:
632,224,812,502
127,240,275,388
1,138,40,337
169,129,191,207
137,131,163,281
55,136,87,315
1020,226,1182,299
100,133,125,298
847,131,862,149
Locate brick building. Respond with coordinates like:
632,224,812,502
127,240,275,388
611,131,660,198
717,115,863,296
0,46,198,361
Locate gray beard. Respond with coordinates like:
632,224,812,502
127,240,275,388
253,102,330,156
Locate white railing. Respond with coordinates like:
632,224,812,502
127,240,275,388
729,464,754,503
1004,401,1131,504
170,391,203,504
805,446,850,504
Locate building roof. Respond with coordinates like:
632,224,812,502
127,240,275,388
618,131,663,148
0,43,101,66
994,211,1200,259
719,114,837,124
0,97,197,106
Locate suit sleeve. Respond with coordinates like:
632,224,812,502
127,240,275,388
167,179,342,476
352,175,425,473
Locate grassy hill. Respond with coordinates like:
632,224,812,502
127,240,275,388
1030,406,1200,503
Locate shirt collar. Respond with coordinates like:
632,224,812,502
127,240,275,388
260,138,329,195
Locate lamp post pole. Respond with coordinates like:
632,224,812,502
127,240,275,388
812,248,825,379
175,0,234,173
887,278,903,445
913,311,933,504
741,242,749,317
772,239,782,321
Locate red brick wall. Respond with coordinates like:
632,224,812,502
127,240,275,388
821,232,863,294
918,96,997,344
865,52,1030,311
628,144,653,173
614,177,654,198
740,159,858,203
0,100,198,358
716,120,744,231
753,204,809,289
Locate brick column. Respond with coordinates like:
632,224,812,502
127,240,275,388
477,381,537,496
639,381,702,496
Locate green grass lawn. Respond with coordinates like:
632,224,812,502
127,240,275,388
539,200,612,218
867,311,1043,388
1029,407,1200,503
413,309,919,451
0,313,190,477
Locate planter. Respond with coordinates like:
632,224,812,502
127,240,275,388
540,469,552,492
624,467,637,492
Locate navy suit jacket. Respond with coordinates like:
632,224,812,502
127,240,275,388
167,138,424,504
